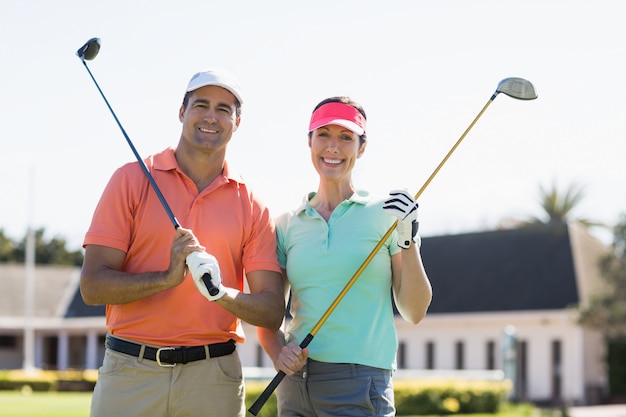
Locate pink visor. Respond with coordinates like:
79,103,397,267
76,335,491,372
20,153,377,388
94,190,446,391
308,102,366,135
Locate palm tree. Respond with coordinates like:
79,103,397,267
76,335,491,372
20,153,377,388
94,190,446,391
525,181,603,228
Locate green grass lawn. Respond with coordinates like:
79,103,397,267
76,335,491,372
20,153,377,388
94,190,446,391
0,391,92,417
0,391,552,417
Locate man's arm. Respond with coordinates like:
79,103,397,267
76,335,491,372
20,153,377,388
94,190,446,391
215,269,286,330
80,228,202,305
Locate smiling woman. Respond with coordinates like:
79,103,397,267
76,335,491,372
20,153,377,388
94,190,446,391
251,95,432,416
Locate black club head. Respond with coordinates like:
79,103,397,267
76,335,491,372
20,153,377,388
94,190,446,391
76,38,101,61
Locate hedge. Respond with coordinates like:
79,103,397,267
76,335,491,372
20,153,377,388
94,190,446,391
393,379,511,415
1,371,510,416
0,370,97,392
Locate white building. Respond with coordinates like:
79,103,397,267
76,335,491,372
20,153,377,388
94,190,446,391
0,222,609,405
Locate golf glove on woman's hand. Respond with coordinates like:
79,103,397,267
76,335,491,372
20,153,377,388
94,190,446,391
186,251,226,301
383,189,420,249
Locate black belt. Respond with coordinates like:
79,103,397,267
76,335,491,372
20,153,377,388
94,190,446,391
106,335,235,367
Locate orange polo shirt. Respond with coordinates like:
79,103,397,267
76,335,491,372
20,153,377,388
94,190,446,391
83,147,280,346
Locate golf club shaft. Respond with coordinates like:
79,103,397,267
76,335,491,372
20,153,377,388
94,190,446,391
248,96,497,416
80,60,180,228
79,58,220,297
413,98,494,200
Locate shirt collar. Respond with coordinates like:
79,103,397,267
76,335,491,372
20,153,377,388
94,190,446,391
152,147,245,185
295,189,371,215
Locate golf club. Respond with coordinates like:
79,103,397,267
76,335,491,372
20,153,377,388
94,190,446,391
75,37,219,296
248,77,538,415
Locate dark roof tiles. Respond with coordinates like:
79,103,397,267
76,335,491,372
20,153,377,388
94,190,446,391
421,223,578,313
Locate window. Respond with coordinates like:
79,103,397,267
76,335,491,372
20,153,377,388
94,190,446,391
486,340,496,369
397,341,406,369
551,340,562,401
256,344,265,367
518,340,528,401
455,341,464,370
426,341,435,369
0,335,17,349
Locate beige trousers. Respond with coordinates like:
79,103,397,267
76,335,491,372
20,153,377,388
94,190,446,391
90,347,245,417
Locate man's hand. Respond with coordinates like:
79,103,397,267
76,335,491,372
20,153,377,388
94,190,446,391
186,251,226,301
383,189,420,249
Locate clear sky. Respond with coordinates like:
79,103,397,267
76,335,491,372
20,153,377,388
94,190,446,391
1,0,624,250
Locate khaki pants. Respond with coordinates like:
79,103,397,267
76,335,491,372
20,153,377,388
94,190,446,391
90,347,245,417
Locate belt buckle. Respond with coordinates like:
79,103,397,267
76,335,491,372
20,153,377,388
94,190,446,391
156,347,177,367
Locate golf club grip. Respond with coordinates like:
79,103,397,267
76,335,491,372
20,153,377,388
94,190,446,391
248,370,286,415
201,273,220,296
248,333,314,415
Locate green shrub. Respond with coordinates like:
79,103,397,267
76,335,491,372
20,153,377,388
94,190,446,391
0,370,56,392
0,370,97,392
245,378,510,416
394,379,510,415
1,371,509,416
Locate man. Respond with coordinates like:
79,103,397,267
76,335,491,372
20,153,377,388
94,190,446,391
80,69,285,417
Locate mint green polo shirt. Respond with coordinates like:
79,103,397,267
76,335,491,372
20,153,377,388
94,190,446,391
276,190,401,370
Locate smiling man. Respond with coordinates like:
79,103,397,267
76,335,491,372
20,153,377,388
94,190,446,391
80,69,285,417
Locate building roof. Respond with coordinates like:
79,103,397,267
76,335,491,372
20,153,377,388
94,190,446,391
64,284,106,318
419,222,601,314
0,263,103,319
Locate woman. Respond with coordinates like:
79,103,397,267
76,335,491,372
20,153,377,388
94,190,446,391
258,96,432,416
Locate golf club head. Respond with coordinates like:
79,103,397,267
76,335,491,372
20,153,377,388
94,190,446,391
76,38,101,61
495,77,538,100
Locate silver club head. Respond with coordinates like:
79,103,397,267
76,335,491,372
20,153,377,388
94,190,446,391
495,77,538,100
76,38,101,61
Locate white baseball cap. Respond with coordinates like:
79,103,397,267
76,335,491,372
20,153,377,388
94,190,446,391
185,69,244,105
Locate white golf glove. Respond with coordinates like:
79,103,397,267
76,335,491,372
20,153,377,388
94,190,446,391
186,251,226,301
383,189,420,249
